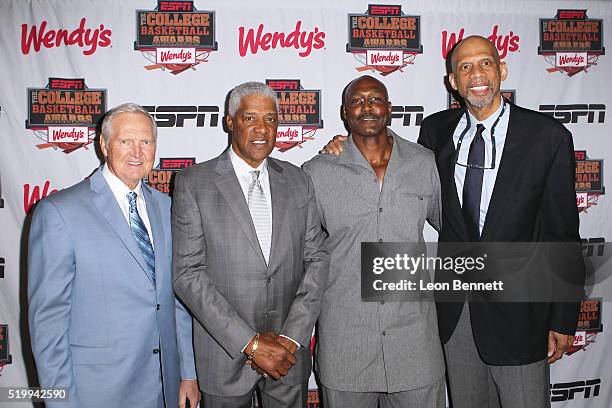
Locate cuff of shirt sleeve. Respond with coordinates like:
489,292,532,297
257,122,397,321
279,334,301,348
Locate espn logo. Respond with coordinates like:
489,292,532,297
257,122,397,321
539,104,605,124
144,106,220,127
391,106,424,126
550,379,600,402
581,237,605,257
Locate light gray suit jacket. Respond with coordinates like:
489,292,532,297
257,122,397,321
172,149,329,396
303,132,445,393
28,168,196,408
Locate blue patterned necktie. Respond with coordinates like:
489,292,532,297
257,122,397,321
462,124,486,242
248,170,271,264
127,192,155,285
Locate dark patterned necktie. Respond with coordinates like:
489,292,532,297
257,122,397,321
462,124,486,241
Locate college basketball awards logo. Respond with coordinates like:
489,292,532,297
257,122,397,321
575,150,604,212
135,0,217,75
448,90,515,109
145,157,195,195
347,5,423,76
25,78,107,154
0,324,12,377
566,298,603,355
538,10,605,76
266,79,323,152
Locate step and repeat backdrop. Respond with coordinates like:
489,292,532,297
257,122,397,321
0,0,611,406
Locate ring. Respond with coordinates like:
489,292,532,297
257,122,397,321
263,373,270,379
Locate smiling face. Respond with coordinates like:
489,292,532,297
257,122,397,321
449,36,508,120
227,93,278,168
100,112,156,190
342,76,392,138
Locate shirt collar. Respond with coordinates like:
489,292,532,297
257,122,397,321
466,95,505,130
101,164,143,200
228,145,268,179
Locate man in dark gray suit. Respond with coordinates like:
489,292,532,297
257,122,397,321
172,81,329,408
303,76,445,407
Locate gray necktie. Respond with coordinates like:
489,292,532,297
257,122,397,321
248,170,271,264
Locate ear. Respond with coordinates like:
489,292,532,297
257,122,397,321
100,135,108,157
341,105,346,121
386,101,392,115
499,61,508,81
226,115,234,132
448,73,458,91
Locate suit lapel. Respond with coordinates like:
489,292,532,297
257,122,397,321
438,109,470,241
481,105,526,240
89,169,154,287
214,151,267,266
267,158,289,269
142,184,163,288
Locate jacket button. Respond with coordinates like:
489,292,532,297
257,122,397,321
379,208,383,212
379,238,383,243
156,304,160,310
153,348,160,354
380,300,385,305
381,330,387,336
266,278,272,284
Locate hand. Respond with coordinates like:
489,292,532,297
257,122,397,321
244,332,296,379
178,379,200,408
547,330,574,363
277,336,298,354
319,135,348,155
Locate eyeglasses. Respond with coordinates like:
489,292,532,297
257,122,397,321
453,100,506,170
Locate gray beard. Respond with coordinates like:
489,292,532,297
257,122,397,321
466,91,496,110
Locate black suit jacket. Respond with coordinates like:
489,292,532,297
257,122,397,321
418,102,585,365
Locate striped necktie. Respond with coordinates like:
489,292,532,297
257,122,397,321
127,192,156,285
248,170,271,264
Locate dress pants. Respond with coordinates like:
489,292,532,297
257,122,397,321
444,303,550,408
202,378,308,408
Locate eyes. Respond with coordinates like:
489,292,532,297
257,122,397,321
349,96,387,106
243,114,277,123
458,59,494,72
117,138,154,147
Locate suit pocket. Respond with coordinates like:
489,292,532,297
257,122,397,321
71,346,116,365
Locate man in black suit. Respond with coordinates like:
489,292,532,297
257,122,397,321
417,35,584,408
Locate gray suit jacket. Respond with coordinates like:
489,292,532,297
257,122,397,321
303,131,445,393
172,149,329,396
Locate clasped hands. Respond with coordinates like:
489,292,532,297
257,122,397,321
244,332,298,380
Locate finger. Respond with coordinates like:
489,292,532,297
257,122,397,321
179,391,186,408
287,352,297,365
547,332,555,359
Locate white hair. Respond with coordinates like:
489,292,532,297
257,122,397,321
227,82,278,117
100,103,157,144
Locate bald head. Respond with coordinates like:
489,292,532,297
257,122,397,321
451,35,501,73
343,75,388,105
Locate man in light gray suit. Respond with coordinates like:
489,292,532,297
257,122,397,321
303,76,445,407
172,82,329,408
28,103,199,408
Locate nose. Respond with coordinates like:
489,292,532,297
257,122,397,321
254,117,267,133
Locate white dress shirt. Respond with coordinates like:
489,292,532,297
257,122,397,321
102,165,154,248
453,96,510,234
228,146,273,264
228,147,300,350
